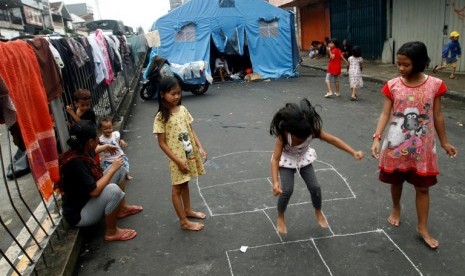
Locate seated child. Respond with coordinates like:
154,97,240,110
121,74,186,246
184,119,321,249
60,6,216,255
215,54,231,81
98,117,132,180
66,89,96,126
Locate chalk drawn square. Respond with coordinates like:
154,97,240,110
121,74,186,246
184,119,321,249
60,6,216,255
200,178,275,215
227,241,328,275
314,231,421,275
202,151,272,189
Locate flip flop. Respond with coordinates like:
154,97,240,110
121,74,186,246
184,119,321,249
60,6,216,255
432,65,438,74
118,205,143,219
335,92,341,97
104,229,137,242
350,96,358,101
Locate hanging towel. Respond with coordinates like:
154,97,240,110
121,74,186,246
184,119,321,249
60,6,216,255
0,40,59,200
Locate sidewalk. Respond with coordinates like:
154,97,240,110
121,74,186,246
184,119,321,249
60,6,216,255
300,55,465,102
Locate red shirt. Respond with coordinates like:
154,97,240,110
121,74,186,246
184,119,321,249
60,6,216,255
327,48,343,76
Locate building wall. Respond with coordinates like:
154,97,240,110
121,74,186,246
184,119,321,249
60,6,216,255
385,0,465,71
300,2,329,50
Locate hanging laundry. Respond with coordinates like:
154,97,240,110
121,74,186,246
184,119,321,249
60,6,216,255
27,37,64,101
87,35,107,84
0,40,59,200
66,37,90,68
92,29,115,85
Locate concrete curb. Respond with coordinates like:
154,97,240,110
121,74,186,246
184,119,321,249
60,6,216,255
300,64,465,102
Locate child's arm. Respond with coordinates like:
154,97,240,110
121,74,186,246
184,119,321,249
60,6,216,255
271,137,284,196
95,144,118,155
327,47,334,59
119,139,128,148
66,105,81,122
342,56,349,67
319,131,364,160
190,125,207,162
371,98,393,158
433,96,457,157
157,133,189,174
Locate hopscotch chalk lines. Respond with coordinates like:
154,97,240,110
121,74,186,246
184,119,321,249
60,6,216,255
197,151,423,276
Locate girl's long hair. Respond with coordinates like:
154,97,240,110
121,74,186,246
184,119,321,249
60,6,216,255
270,98,322,145
157,76,181,123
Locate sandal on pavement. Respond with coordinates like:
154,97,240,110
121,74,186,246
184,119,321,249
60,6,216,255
324,93,333,98
350,96,358,101
104,229,137,242
335,92,341,97
449,76,457,79
432,65,438,74
118,205,143,219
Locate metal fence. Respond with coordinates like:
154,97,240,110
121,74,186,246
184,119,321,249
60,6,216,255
0,34,147,275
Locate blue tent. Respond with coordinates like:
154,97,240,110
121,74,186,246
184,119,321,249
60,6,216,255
149,0,300,79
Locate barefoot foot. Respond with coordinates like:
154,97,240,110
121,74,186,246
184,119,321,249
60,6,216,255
186,210,206,219
387,208,401,227
181,220,204,231
276,217,287,235
315,210,329,228
417,227,439,249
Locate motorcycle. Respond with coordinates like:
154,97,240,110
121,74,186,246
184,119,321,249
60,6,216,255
140,56,210,100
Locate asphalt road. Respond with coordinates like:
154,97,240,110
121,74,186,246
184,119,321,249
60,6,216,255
75,66,465,276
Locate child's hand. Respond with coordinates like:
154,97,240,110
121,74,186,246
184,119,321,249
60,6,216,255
442,143,458,158
371,140,380,159
353,150,364,160
177,159,190,174
119,139,128,147
106,144,119,155
65,105,74,114
272,183,282,196
199,147,207,163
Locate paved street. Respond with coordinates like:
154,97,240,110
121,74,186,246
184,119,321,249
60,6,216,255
75,66,465,275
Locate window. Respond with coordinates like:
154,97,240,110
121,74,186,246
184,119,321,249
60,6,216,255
175,23,196,42
10,8,22,25
259,20,278,38
0,9,9,22
219,0,235,8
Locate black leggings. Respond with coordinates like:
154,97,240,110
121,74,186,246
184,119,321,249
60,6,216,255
277,164,322,213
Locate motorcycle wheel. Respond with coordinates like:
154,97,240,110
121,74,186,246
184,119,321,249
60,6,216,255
140,81,159,100
190,82,210,95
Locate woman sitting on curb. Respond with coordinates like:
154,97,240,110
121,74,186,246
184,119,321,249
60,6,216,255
58,122,143,242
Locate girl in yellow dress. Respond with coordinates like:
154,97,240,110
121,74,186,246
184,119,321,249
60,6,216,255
153,76,207,231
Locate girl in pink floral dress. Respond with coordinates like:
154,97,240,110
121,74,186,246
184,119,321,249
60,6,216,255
371,41,457,249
